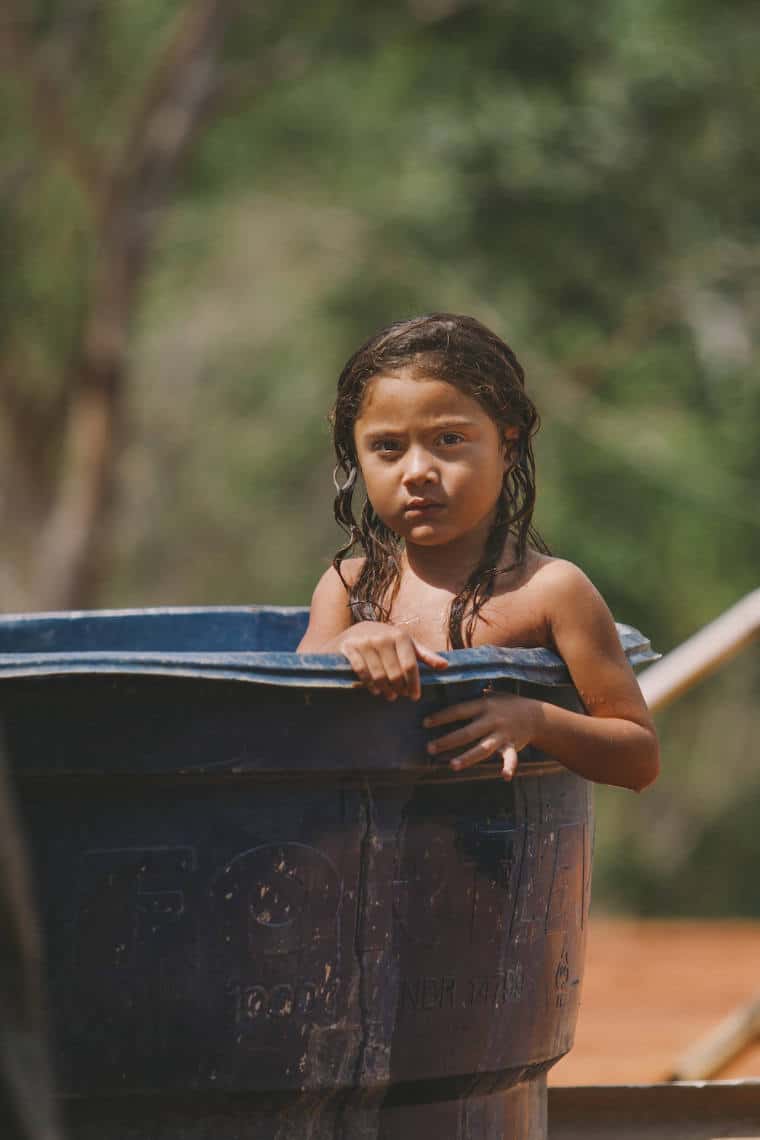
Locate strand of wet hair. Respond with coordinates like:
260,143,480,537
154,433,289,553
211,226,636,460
350,501,402,621
332,464,402,622
448,490,510,649
448,448,547,648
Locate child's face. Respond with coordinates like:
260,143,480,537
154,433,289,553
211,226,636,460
354,370,517,552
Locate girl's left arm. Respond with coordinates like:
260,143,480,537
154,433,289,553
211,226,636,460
425,562,660,791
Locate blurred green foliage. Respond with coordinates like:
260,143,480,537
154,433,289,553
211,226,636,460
2,0,759,914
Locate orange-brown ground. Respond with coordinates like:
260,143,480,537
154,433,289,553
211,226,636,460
549,918,760,1086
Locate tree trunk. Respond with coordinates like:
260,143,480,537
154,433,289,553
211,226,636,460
1,0,234,611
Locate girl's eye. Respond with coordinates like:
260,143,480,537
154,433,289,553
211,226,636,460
371,439,401,454
438,432,465,446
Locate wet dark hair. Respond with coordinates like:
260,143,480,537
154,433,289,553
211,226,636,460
331,313,548,649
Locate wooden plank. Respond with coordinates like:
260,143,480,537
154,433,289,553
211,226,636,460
549,1082,760,1139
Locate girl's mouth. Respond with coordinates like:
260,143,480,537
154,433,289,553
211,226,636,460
404,499,445,517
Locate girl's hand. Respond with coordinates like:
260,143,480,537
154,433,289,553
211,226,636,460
338,621,448,701
424,692,541,780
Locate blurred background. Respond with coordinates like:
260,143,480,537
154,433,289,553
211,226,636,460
1,0,758,985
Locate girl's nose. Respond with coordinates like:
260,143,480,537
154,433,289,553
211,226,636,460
402,447,438,486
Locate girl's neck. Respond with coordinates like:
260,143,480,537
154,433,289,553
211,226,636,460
403,519,504,592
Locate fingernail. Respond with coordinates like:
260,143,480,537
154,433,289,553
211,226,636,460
426,742,436,755
422,717,431,727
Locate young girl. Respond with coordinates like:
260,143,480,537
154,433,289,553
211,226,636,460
298,314,659,792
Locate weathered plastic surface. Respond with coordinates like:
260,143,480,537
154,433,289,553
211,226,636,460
0,745,64,1140
0,607,657,1140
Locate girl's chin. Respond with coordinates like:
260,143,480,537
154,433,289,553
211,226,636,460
403,523,453,545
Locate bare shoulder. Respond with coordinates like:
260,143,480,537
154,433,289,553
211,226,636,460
524,554,591,587
531,556,646,695
296,558,364,652
340,556,366,586
320,556,365,589
477,551,595,650
526,557,617,642
312,556,365,598
528,556,603,604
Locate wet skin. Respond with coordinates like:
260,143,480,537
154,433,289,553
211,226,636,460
297,372,659,791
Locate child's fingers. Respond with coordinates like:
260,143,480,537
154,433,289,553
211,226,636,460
501,744,519,781
348,644,392,699
426,715,487,756
376,642,407,700
448,736,501,770
343,644,371,687
412,639,449,670
396,638,421,700
423,698,484,729
363,645,398,700
344,633,445,701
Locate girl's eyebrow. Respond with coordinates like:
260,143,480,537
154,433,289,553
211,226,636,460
360,417,477,437
429,417,477,428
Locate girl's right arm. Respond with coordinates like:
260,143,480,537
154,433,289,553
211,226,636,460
296,563,357,654
297,563,448,700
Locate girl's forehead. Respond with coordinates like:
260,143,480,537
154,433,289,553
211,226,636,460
356,371,485,421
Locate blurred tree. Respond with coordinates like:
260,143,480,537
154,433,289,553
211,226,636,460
0,0,236,608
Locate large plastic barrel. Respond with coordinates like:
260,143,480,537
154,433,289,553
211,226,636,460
0,607,655,1140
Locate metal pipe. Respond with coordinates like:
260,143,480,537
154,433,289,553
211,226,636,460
637,588,760,712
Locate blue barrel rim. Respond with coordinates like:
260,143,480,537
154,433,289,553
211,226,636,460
0,606,658,689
